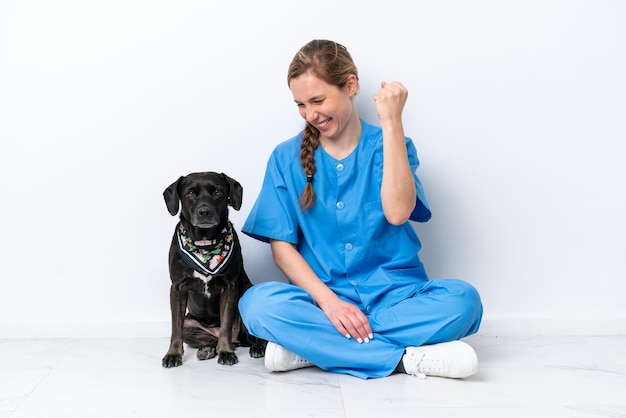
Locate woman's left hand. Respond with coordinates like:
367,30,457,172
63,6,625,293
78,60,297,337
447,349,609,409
373,81,408,124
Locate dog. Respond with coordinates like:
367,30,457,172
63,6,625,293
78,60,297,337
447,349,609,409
161,171,266,368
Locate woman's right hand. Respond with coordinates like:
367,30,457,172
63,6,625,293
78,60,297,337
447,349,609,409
270,239,373,343
319,296,373,343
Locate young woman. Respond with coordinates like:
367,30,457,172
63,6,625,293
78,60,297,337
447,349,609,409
239,39,483,380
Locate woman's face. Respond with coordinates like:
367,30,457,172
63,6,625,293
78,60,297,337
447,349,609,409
289,70,357,141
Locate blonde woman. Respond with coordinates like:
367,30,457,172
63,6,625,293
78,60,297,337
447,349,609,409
240,39,482,380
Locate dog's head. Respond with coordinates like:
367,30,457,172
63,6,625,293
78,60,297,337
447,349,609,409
163,172,243,230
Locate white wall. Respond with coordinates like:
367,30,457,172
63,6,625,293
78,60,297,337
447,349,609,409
1,0,624,337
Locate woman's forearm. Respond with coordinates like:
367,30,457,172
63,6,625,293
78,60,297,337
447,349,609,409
270,239,339,309
380,121,416,225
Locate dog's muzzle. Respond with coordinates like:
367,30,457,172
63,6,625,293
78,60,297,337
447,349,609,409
191,205,220,228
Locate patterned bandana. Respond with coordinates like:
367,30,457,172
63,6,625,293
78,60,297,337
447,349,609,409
176,221,234,275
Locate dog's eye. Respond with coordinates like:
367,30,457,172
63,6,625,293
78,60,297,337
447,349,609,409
185,190,196,198
213,190,224,198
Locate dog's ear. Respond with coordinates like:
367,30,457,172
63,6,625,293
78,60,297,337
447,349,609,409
163,176,184,216
221,173,243,211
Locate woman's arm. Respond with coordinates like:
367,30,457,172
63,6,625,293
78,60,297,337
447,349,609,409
270,239,373,343
374,81,417,225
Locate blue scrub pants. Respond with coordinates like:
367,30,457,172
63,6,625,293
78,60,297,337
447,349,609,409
239,278,483,379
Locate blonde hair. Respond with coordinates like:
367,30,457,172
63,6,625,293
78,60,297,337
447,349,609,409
288,40,359,209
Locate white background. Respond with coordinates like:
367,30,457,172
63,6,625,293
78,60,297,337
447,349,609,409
1,0,624,337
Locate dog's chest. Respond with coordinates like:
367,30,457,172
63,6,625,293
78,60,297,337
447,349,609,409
192,271,214,298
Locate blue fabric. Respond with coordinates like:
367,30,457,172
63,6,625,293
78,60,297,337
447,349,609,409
240,279,482,379
240,119,482,379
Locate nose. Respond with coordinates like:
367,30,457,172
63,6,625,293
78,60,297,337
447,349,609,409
301,106,316,122
198,207,211,218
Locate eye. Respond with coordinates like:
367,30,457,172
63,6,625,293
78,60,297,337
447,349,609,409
213,189,224,198
185,190,196,199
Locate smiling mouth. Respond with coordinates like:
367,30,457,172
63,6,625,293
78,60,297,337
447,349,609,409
315,118,331,129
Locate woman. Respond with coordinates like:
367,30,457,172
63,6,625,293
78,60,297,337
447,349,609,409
239,39,483,379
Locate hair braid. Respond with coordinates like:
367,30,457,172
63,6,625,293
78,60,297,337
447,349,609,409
299,123,320,209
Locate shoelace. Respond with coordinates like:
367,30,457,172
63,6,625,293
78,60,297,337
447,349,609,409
407,352,445,380
293,355,312,366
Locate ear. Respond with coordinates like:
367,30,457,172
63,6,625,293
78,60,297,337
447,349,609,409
346,73,359,97
221,173,243,211
163,176,184,216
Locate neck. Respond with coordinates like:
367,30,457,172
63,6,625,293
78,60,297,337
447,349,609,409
320,118,362,160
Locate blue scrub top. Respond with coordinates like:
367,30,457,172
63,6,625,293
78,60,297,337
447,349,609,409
243,119,433,309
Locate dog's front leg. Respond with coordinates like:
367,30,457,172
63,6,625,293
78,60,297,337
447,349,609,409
162,282,188,368
216,283,238,365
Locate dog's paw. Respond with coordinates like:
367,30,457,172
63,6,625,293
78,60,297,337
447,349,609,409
217,351,239,366
249,341,267,358
162,354,183,368
196,346,217,360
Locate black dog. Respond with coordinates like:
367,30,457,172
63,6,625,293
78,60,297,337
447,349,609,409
162,172,266,368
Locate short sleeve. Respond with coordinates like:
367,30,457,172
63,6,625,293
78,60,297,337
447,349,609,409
242,150,299,244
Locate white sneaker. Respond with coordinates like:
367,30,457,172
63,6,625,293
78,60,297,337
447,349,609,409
402,340,478,379
264,341,314,372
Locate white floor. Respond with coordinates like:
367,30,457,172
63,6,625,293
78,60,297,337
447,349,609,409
1,334,625,418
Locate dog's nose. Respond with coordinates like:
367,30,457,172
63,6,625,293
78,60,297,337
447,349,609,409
198,207,211,217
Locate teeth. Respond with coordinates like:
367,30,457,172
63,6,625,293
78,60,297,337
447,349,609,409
316,119,330,128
